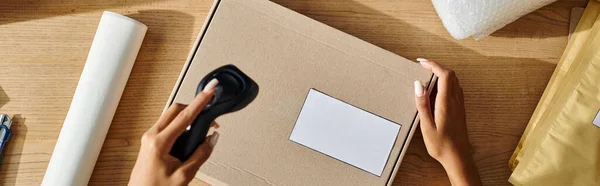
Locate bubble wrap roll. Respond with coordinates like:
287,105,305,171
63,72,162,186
41,11,147,186
432,0,557,40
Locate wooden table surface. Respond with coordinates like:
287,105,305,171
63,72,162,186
0,0,587,185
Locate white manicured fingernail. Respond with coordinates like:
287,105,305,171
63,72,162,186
209,132,219,148
416,58,429,62
414,80,424,97
203,78,219,93
416,58,431,68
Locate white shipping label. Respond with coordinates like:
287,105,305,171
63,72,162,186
289,89,400,176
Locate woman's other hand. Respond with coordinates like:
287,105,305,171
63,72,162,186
414,58,481,186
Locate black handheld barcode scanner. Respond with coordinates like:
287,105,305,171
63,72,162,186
170,64,259,161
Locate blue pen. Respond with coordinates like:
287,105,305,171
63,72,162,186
0,114,12,165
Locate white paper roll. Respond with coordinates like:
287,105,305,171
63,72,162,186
42,11,147,186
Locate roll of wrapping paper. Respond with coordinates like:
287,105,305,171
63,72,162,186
41,11,147,186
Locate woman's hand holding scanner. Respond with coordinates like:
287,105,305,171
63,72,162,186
129,79,220,186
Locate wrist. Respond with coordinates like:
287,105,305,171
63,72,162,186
437,147,471,167
438,150,481,186
438,151,466,173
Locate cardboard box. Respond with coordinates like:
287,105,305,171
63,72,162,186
165,0,436,185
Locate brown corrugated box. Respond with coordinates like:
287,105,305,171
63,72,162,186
165,0,436,185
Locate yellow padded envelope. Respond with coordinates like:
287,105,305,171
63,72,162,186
509,0,600,170
508,1,600,184
509,49,600,185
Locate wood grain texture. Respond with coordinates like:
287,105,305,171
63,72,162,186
0,0,587,185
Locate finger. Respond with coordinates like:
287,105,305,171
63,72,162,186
152,103,187,132
453,73,461,85
455,79,465,102
177,132,219,175
211,121,220,129
416,58,453,96
414,80,436,133
159,79,218,142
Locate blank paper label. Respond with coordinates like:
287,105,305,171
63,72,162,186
289,89,400,176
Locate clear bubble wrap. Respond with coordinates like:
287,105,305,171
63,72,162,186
431,0,557,40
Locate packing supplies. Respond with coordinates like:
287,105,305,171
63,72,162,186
508,1,600,185
431,0,557,40
41,11,146,186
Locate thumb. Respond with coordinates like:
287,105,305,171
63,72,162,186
414,80,435,133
